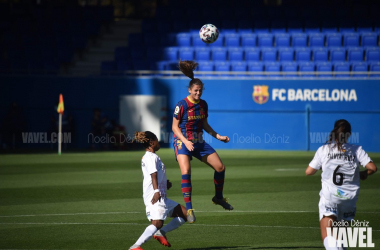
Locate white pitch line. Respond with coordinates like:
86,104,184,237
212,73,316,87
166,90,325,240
1,210,379,218
1,222,379,232
275,168,305,171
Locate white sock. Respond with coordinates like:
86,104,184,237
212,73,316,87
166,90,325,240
132,224,157,248
158,217,185,235
323,236,339,250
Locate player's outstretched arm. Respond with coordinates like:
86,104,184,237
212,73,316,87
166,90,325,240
360,162,377,180
151,172,161,204
202,118,229,143
305,166,318,176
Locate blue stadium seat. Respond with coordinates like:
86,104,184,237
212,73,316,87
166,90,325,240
228,47,244,61
242,34,257,47
225,34,241,47
212,47,228,61
287,20,303,33
146,47,162,61
130,47,145,60
321,21,338,33
237,20,253,34
195,47,211,61
231,61,247,76
265,62,281,77
339,19,355,33
309,33,325,47
197,61,214,76
176,33,191,47
258,34,274,47
326,33,342,47
365,47,380,62
245,47,260,62
281,62,298,77
271,20,286,33
343,33,360,47
295,48,311,62
357,20,373,33
313,48,328,62
292,33,307,47
128,33,143,47
133,60,149,70
278,48,294,62
304,20,320,33
192,34,208,47
163,47,178,61
361,33,378,47
210,34,224,47
179,47,194,61
316,62,333,77
248,62,264,77
348,48,364,62
351,62,368,78
214,61,231,76
298,62,315,77
262,48,277,62
369,62,380,78
275,33,291,47
144,33,160,47
254,20,270,33
334,62,350,78
330,48,346,62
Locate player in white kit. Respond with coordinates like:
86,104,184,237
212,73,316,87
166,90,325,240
305,119,377,250
129,131,188,250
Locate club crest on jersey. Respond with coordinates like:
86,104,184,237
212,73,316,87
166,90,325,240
176,140,183,150
253,85,269,104
174,106,180,115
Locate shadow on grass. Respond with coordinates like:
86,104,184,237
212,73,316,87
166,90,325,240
183,247,324,250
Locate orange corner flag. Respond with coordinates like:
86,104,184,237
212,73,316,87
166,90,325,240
57,94,64,114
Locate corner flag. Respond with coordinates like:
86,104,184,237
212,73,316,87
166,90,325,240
57,94,64,114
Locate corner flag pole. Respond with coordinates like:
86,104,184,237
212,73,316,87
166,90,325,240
57,94,64,155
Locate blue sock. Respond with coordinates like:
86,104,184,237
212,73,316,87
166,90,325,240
214,170,225,199
181,174,192,210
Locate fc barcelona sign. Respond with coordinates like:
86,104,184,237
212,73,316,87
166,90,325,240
252,85,269,104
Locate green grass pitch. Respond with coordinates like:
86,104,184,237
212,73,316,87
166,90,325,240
1,149,379,250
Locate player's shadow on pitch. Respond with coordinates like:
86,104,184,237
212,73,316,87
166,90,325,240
183,247,324,250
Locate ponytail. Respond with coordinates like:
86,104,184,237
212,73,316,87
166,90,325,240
327,119,351,151
178,60,204,89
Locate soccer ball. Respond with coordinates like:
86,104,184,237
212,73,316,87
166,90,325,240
199,24,219,44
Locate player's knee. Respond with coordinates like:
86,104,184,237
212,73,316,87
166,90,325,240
216,164,225,172
151,220,163,229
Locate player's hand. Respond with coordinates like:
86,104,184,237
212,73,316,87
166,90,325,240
360,170,368,180
151,192,161,204
217,134,230,143
184,140,194,151
167,180,172,190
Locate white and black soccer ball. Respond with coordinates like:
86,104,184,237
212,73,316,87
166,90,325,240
199,24,219,44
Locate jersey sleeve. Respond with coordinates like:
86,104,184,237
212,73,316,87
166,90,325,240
144,154,158,175
173,101,184,120
356,146,372,168
309,147,323,170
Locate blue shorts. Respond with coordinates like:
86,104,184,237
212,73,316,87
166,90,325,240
174,139,216,161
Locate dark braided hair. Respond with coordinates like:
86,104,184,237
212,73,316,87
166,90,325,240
178,60,204,89
133,131,157,149
327,119,352,151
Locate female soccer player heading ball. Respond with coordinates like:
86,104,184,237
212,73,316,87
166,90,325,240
172,60,234,224
305,119,377,250
129,131,188,250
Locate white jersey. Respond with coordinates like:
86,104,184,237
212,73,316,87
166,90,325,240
309,143,372,204
141,151,168,206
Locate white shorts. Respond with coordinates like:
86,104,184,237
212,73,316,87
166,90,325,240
146,198,179,221
318,196,356,221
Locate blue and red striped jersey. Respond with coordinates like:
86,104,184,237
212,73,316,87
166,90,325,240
173,97,208,141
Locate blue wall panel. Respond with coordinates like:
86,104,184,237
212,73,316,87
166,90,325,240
1,76,379,152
